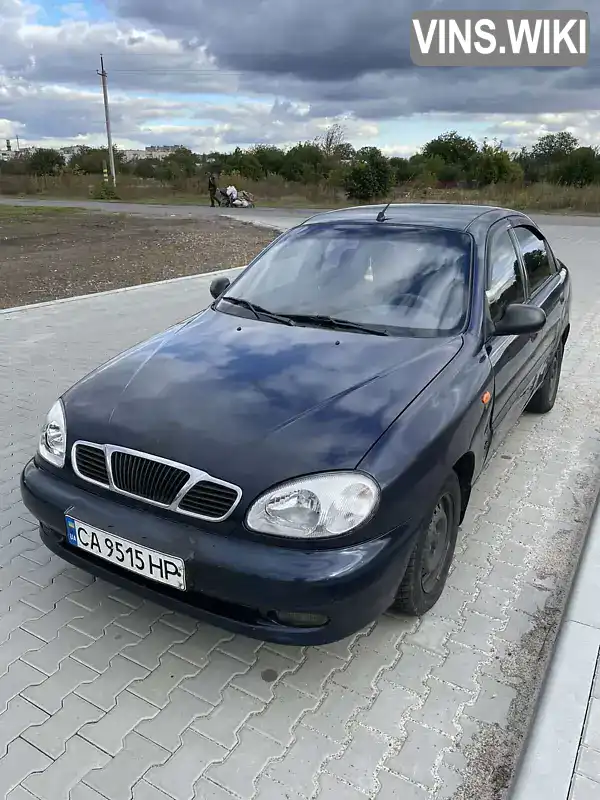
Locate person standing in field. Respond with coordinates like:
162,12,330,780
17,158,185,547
208,173,220,207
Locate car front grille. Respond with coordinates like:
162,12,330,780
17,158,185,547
178,480,240,518
110,451,189,505
72,442,241,521
74,443,109,485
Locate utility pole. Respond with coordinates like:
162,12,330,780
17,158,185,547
97,54,116,187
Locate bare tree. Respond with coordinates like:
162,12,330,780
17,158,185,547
315,123,348,157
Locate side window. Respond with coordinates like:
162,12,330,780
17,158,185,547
486,227,525,324
513,226,555,294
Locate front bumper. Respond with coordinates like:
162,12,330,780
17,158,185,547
20,459,416,645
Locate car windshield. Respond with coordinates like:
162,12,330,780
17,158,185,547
217,222,473,337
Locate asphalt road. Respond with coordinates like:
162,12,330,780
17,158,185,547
0,200,599,800
1,195,600,231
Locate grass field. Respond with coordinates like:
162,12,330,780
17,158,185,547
2,173,600,214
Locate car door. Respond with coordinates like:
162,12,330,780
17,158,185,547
484,221,532,436
509,223,565,397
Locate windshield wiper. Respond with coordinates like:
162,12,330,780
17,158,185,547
219,296,296,326
219,299,388,336
280,313,390,336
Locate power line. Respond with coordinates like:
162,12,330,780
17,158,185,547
83,51,245,76
109,70,238,73
88,53,264,77
107,69,246,76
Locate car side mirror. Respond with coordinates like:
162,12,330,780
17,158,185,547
493,303,546,336
210,276,231,299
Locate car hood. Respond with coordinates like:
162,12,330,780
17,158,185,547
63,308,463,492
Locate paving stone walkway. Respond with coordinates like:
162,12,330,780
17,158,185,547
1,214,599,800
511,477,600,800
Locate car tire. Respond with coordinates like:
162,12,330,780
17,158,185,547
392,472,461,617
525,340,564,414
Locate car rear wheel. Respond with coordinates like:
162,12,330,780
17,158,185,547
391,472,460,617
526,340,564,414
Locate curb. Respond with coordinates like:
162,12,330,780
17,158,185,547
219,214,290,232
0,267,244,317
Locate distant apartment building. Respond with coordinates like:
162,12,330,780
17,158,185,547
57,145,144,162
0,142,189,163
144,145,182,159
119,146,188,161
59,146,79,163
121,149,147,162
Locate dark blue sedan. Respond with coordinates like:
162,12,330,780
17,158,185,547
20,203,571,645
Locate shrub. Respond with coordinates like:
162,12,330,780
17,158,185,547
91,182,119,200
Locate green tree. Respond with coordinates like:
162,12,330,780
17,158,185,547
162,147,199,178
389,157,416,183
327,163,351,189
281,142,327,183
332,142,356,162
421,131,479,171
225,147,264,180
132,157,160,179
343,161,380,201
506,159,525,184
70,146,126,175
516,132,580,183
471,139,515,185
420,155,446,179
344,147,392,201
437,163,465,184
0,153,30,175
26,148,65,176
530,131,579,165
514,147,542,183
248,145,286,177
552,146,600,186
357,148,393,190
200,151,227,176
67,146,93,173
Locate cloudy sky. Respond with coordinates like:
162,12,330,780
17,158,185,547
0,0,597,156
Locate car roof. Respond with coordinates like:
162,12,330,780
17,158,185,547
303,202,529,232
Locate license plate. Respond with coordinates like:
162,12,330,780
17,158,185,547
65,516,186,591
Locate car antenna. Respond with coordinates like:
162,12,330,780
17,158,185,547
376,201,392,222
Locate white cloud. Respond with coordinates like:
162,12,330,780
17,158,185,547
59,3,89,20
481,112,600,150
380,144,416,158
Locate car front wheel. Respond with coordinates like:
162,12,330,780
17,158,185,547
392,472,461,617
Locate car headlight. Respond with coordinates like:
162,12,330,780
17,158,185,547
246,472,380,539
38,399,67,468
